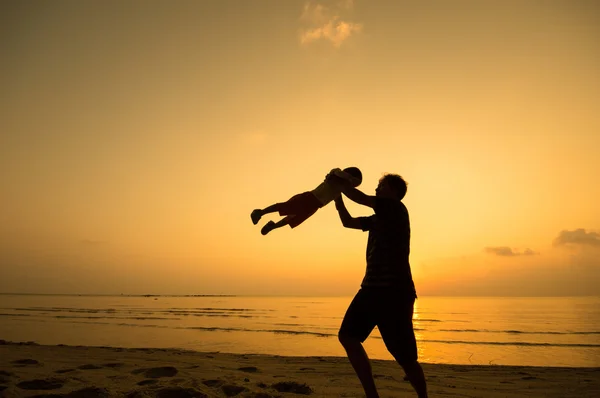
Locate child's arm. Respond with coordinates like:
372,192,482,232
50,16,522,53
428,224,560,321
332,169,361,186
327,174,375,208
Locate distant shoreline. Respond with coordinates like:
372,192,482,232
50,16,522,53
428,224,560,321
1,293,599,298
0,293,238,297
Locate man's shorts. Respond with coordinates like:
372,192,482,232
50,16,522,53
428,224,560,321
278,192,322,228
339,288,418,364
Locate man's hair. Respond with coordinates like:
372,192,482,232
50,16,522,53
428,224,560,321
380,173,407,200
343,167,362,183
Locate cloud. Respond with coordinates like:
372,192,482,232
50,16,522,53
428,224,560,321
418,250,600,297
299,1,363,48
553,228,600,247
484,246,539,256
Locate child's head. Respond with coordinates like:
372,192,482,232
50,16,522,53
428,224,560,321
343,167,362,187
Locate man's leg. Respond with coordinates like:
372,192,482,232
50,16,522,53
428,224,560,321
379,297,428,398
339,335,379,398
400,361,428,398
339,290,379,398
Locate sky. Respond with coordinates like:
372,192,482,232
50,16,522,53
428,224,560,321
1,0,599,296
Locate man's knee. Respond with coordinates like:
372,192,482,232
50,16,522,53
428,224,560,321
338,332,359,347
400,359,422,375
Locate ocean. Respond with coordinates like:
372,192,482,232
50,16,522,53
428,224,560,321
0,294,598,368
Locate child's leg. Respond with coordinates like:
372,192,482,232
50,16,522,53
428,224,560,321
251,203,284,225
261,203,282,214
261,216,293,235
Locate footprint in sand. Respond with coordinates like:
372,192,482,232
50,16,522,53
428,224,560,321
137,379,159,386
55,369,75,374
128,387,207,398
69,386,111,397
153,386,208,398
522,376,538,380
102,362,125,368
12,358,41,366
17,378,63,390
33,386,110,398
202,379,224,388
0,372,11,384
27,387,109,397
245,393,274,398
131,366,178,379
238,366,259,373
78,364,103,370
221,384,247,397
272,381,313,395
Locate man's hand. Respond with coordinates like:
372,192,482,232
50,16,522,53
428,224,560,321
333,195,362,229
325,169,340,183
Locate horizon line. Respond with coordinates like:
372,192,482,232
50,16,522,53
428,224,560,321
1,292,598,298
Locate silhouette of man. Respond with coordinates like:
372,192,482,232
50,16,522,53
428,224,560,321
327,171,428,398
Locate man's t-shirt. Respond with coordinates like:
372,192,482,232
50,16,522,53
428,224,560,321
358,197,417,299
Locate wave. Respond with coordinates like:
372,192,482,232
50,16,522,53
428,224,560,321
0,313,31,317
185,326,334,338
439,329,600,335
7,316,600,348
53,315,180,321
420,339,600,348
15,306,267,313
8,307,270,319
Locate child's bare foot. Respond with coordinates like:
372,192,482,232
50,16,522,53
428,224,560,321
261,221,275,235
251,209,262,225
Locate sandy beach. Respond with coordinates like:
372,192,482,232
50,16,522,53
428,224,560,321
0,341,598,398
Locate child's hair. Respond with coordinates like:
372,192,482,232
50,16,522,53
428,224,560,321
343,167,362,185
380,173,407,200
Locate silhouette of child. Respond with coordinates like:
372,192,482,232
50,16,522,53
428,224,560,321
251,167,362,235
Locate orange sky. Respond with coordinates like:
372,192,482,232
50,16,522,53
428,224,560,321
1,1,599,296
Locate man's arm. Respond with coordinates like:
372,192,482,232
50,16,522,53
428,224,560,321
341,185,375,208
334,196,363,229
327,174,375,208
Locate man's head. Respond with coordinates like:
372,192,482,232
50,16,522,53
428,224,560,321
343,167,362,187
376,173,407,200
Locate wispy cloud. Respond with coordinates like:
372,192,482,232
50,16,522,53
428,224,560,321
553,228,600,247
299,1,363,48
484,246,538,257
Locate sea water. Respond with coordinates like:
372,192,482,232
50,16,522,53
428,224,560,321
0,294,598,367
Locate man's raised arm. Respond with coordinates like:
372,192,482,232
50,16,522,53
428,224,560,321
334,196,363,229
327,173,376,208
